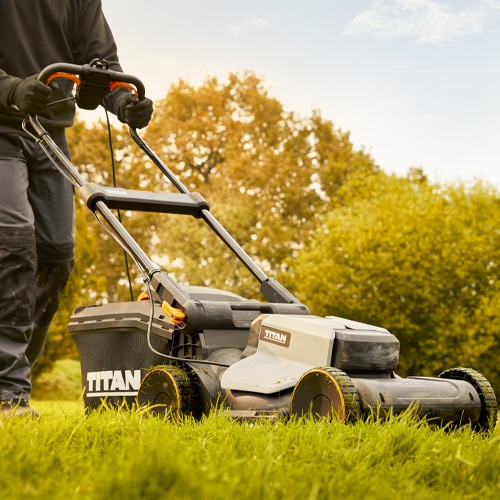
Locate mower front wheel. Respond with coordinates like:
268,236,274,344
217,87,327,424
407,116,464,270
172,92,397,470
290,367,361,423
138,365,200,420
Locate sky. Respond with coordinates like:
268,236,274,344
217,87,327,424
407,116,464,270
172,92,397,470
97,0,500,186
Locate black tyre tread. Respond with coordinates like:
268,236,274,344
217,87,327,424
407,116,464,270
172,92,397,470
138,364,200,419
439,367,497,434
291,366,361,423
321,367,361,423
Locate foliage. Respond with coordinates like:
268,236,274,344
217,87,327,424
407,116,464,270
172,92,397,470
1,405,499,499
66,117,148,303
292,169,500,392
42,71,377,320
141,72,378,292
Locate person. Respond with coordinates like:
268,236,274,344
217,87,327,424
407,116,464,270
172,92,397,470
0,0,154,417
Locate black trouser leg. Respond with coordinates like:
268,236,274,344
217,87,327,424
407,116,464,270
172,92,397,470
0,130,74,400
0,227,37,400
26,259,74,365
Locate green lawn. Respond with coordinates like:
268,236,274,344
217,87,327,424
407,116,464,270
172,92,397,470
1,398,499,500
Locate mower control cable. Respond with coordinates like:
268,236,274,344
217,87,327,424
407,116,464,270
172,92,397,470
141,282,231,368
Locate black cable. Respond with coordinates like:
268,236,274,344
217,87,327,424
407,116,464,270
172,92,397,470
142,281,231,368
104,107,135,302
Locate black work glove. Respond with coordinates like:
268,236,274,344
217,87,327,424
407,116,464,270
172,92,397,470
116,92,154,129
8,75,53,114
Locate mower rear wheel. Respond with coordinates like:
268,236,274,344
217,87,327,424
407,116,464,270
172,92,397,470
290,367,361,423
438,367,497,434
138,365,199,420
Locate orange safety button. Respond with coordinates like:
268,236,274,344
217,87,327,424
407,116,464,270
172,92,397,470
161,301,186,325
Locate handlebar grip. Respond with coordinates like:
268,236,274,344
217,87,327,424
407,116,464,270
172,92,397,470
37,63,85,84
37,62,146,101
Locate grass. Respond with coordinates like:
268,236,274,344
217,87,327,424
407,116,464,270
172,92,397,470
1,399,499,500
32,359,83,401
2,360,498,498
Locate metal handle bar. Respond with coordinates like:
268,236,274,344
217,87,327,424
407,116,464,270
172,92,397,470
128,128,302,305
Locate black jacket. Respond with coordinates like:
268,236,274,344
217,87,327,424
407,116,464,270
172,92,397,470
0,0,123,132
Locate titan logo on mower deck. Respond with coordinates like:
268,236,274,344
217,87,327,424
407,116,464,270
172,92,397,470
86,369,142,397
260,327,291,348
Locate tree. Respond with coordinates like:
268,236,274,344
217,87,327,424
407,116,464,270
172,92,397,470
292,169,500,392
142,72,378,295
66,116,161,302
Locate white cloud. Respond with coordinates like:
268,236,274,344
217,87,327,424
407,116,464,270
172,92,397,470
227,15,270,36
343,0,494,44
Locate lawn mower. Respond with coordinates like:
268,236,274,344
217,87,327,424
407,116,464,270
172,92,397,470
27,61,497,433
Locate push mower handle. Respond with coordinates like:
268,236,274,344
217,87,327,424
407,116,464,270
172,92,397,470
37,61,146,109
